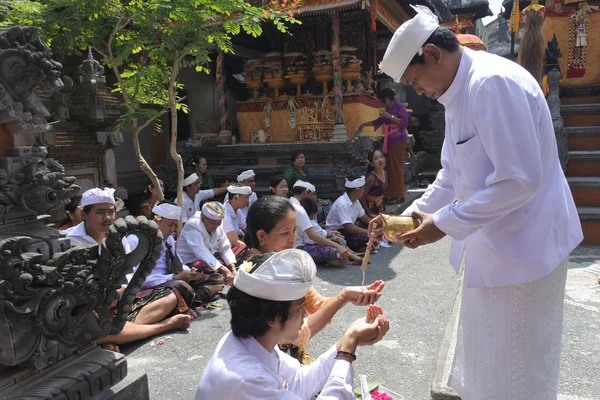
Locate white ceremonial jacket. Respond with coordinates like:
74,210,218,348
177,212,236,271
182,189,215,223
403,48,583,288
196,332,354,400
67,222,135,253
137,235,191,290
326,193,366,231
224,191,258,220
223,201,247,236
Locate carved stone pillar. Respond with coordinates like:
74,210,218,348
330,12,348,142
547,68,568,171
0,26,156,400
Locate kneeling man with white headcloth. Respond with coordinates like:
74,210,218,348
195,249,390,399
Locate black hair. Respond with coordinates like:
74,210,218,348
300,198,318,218
345,174,364,195
290,151,304,164
378,88,396,103
83,205,93,214
227,251,293,338
366,144,385,175
60,195,82,226
270,174,287,190
244,196,295,249
408,27,460,66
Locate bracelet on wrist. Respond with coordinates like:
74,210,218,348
335,350,357,361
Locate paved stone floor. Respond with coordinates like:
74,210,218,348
123,240,600,399
124,238,459,399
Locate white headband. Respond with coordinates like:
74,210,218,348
379,5,439,83
152,203,182,220
234,249,316,301
202,201,225,220
183,173,199,187
345,176,366,188
81,187,116,207
227,185,252,196
293,180,316,193
237,169,255,182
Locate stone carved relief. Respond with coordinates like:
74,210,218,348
0,26,63,136
547,68,568,171
0,216,163,370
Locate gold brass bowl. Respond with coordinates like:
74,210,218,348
381,214,420,243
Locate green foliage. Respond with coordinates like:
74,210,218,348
2,0,300,132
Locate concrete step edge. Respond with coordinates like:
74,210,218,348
578,206,600,221
561,103,600,114
568,150,600,161
567,177,600,189
564,126,600,136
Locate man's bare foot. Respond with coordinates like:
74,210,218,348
102,343,120,352
185,308,198,319
162,314,192,330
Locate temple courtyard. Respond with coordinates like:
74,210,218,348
123,239,600,400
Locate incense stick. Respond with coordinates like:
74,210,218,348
361,223,377,285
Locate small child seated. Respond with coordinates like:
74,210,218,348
300,198,363,264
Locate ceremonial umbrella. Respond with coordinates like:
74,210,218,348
457,34,487,51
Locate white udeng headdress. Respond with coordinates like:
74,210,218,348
237,169,256,182
201,201,225,220
81,188,116,207
345,176,366,188
233,249,317,301
227,184,252,196
293,180,316,193
152,203,182,220
379,5,440,82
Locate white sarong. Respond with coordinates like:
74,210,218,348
449,258,568,400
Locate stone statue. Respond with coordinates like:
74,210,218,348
543,34,562,77
0,26,157,399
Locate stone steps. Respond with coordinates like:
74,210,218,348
566,126,600,151
566,150,600,177
568,177,600,208
561,103,600,127
578,207,600,246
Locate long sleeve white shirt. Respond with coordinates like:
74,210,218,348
137,235,190,289
403,48,583,288
224,191,258,220
196,332,354,400
177,212,236,271
182,189,215,223
223,201,246,237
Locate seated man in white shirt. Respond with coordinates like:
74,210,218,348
178,201,240,286
195,249,390,400
68,188,192,351
299,197,363,265
128,201,224,322
182,172,227,223
326,176,371,252
224,169,258,220
290,181,348,267
223,184,251,248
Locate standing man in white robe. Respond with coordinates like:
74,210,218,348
372,6,583,400
195,249,390,400
181,172,227,223
224,169,258,220
178,201,237,286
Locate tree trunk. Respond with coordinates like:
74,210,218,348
168,56,185,212
131,122,164,202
